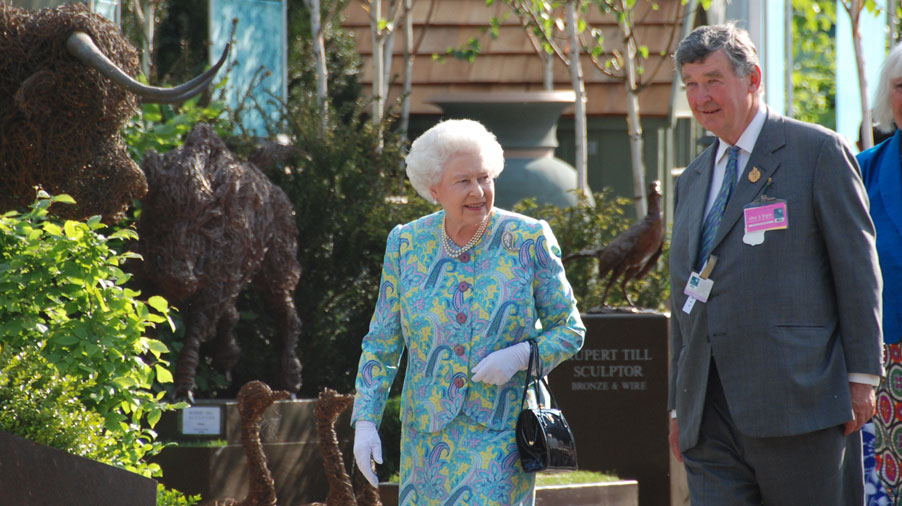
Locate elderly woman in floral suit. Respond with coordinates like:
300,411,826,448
351,119,585,505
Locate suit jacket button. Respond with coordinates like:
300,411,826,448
456,313,467,324
458,281,470,292
459,252,470,262
454,345,465,356
454,377,465,388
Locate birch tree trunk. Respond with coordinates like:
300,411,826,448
400,0,414,139
543,52,554,91
383,29,396,110
370,1,385,127
566,0,588,195
850,1,873,149
619,4,646,218
132,0,158,78
306,0,329,130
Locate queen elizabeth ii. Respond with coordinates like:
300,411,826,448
351,119,585,505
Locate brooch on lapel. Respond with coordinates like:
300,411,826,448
502,231,518,251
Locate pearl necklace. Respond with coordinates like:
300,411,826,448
441,213,490,258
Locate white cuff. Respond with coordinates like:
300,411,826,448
848,373,880,387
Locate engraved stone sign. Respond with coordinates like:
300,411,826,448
550,312,670,506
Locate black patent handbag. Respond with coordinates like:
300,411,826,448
515,339,578,473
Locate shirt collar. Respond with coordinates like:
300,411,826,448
715,104,767,164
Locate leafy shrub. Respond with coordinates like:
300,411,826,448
0,192,177,477
0,350,117,460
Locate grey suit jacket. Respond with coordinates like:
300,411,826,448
668,108,883,452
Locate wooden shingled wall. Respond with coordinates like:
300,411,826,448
341,0,685,118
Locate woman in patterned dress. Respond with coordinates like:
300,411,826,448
858,43,902,505
350,119,585,505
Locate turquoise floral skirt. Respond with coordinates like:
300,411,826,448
398,414,535,505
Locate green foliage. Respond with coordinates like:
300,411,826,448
123,91,231,163
0,350,118,461
0,192,178,477
791,0,837,129
434,37,483,63
514,190,670,311
287,0,366,112
157,483,202,506
149,0,211,85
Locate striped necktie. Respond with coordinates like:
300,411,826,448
696,145,740,270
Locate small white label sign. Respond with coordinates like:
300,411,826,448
182,406,222,435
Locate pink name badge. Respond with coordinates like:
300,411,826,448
743,200,787,245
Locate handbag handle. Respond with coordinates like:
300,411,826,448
518,339,561,411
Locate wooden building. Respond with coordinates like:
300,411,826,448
341,0,706,214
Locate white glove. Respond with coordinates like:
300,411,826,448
471,342,531,385
354,420,383,487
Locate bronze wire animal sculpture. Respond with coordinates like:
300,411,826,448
305,388,382,506
563,181,664,309
208,380,291,506
207,384,381,506
0,3,228,221
137,123,302,401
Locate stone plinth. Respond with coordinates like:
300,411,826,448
153,398,352,505
0,430,157,506
549,312,670,506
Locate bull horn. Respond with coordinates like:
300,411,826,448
66,31,230,103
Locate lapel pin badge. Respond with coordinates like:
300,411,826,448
502,230,517,251
748,167,761,183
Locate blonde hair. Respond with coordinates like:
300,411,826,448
873,44,902,133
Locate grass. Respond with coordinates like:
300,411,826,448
169,438,228,448
535,470,621,486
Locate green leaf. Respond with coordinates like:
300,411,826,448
51,194,76,205
155,364,174,384
147,408,162,427
109,228,139,241
144,338,170,356
63,221,84,240
42,222,63,236
53,334,80,346
112,376,138,389
146,295,169,313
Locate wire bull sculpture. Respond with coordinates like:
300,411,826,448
0,3,229,221
138,123,303,402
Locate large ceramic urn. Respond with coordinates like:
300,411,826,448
430,91,588,209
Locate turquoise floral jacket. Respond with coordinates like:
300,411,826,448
351,208,585,433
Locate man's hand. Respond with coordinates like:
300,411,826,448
844,381,876,435
669,417,683,462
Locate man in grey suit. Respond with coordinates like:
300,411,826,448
668,24,883,505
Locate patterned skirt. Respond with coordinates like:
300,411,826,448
398,413,535,505
872,342,902,505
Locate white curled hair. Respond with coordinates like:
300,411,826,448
405,119,505,203
873,43,902,133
